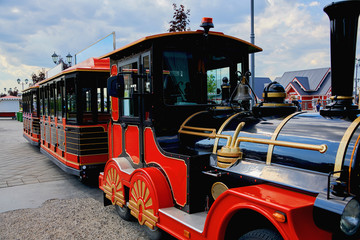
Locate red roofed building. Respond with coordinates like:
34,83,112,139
275,67,331,110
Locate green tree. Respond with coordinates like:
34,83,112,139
207,74,217,94
31,69,46,84
8,87,18,96
168,4,190,32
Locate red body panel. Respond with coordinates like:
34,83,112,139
125,125,140,165
23,113,40,145
40,118,109,172
144,127,187,207
156,184,332,240
111,97,119,121
112,124,122,158
206,184,331,240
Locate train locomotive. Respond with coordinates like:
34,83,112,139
98,1,360,239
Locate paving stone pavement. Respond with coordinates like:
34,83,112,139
0,118,103,213
0,118,68,188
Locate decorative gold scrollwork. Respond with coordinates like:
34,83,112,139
128,178,158,230
103,167,125,207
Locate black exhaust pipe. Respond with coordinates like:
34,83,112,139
321,0,360,118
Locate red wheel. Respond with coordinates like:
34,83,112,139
128,172,159,230
102,162,125,207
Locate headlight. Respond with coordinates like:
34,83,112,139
340,198,360,235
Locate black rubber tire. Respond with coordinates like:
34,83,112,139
115,204,132,221
144,225,163,240
239,229,283,240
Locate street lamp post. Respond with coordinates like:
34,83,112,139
17,78,29,91
51,52,73,69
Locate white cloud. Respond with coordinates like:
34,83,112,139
223,0,330,79
309,1,320,7
11,8,20,14
0,0,358,93
0,50,46,94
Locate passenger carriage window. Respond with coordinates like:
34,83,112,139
66,79,76,122
97,88,102,112
32,92,38,117
44,86,49,116
104,88,109,112
83,88,91,112
40,89,44,116
97,87,110,112
56,82,62,118
50,84,55,117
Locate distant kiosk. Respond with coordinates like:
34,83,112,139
0,96,20,118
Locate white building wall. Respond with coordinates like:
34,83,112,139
0,100,20,112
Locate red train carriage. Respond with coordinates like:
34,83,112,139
37,57,111,180
99,2,360,240
22,84,41,146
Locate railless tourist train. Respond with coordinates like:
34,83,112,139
23,58,111,180
98,1,360,239
23,84,40,146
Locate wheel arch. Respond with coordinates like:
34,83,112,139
129,167,174,210
223,208,283,240
203,190,286,240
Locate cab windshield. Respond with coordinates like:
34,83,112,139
162,50,242,106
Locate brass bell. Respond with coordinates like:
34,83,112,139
233,82,252,102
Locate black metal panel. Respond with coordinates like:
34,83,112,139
66,142,108,150
274,113,352,173
32,118,40,135
65,126,108,156
208,113,356,174
182,154,211,214
66,148,108,156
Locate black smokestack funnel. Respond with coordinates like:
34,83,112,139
321,0,360,117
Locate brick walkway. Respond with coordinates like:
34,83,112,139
0,119,68,188
0,118,103,213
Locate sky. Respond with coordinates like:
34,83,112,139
0,0,359,95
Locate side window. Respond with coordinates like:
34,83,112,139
50,84,55,117
40,88,44,116
237,63,242,72
104,88,109,112
206,67,229,104
82,88,92,113
56,82,63,118
66,79,76,122
97,88,102,112
116,53,150,119
143,55,151,94
44,86,49,116
162,51,192,105
120,62,138,117
32,91,38,117
97,87,110,113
